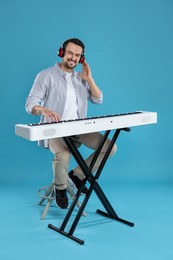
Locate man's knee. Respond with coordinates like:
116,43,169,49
102,140,117,156
110,143,117,156
54,150,71,163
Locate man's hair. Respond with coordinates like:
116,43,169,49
62,38,85,52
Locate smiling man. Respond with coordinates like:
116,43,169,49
25,38,116,209
60,41,83,71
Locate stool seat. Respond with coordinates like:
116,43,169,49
38,180,87,219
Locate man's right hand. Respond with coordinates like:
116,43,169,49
32,106,60,122
41,108,60,122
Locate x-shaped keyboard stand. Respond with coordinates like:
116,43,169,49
48,128,134,245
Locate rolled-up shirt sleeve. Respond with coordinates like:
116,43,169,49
25,71,50,114
90,90,103,104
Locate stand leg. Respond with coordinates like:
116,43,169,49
67,182,87,217
96,209,134,227
48,223,85,245
48,128,134,244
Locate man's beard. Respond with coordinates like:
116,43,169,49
63,59,77,69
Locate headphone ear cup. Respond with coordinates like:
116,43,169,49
79,55,85,64
58,47,64,57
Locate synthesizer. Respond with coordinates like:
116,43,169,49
15,111,157,141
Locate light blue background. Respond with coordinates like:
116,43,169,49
0,0,173,259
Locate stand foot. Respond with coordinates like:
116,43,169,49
48,224,84,245
96,209,134,227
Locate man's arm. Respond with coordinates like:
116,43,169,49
79,61,102,99
26,71,60,122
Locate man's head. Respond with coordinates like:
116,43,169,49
58,38,85,72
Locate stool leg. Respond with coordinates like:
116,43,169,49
38,183,54,205
38,182,87,219
40,188,55,220
38,184,55,220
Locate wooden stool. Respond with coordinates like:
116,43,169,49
38,180,87,220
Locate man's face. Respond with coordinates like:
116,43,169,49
62,42,83,70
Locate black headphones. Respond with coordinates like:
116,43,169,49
57,38,85,64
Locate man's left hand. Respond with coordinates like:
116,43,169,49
79,61,92,82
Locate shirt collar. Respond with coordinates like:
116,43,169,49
54,62,75,77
